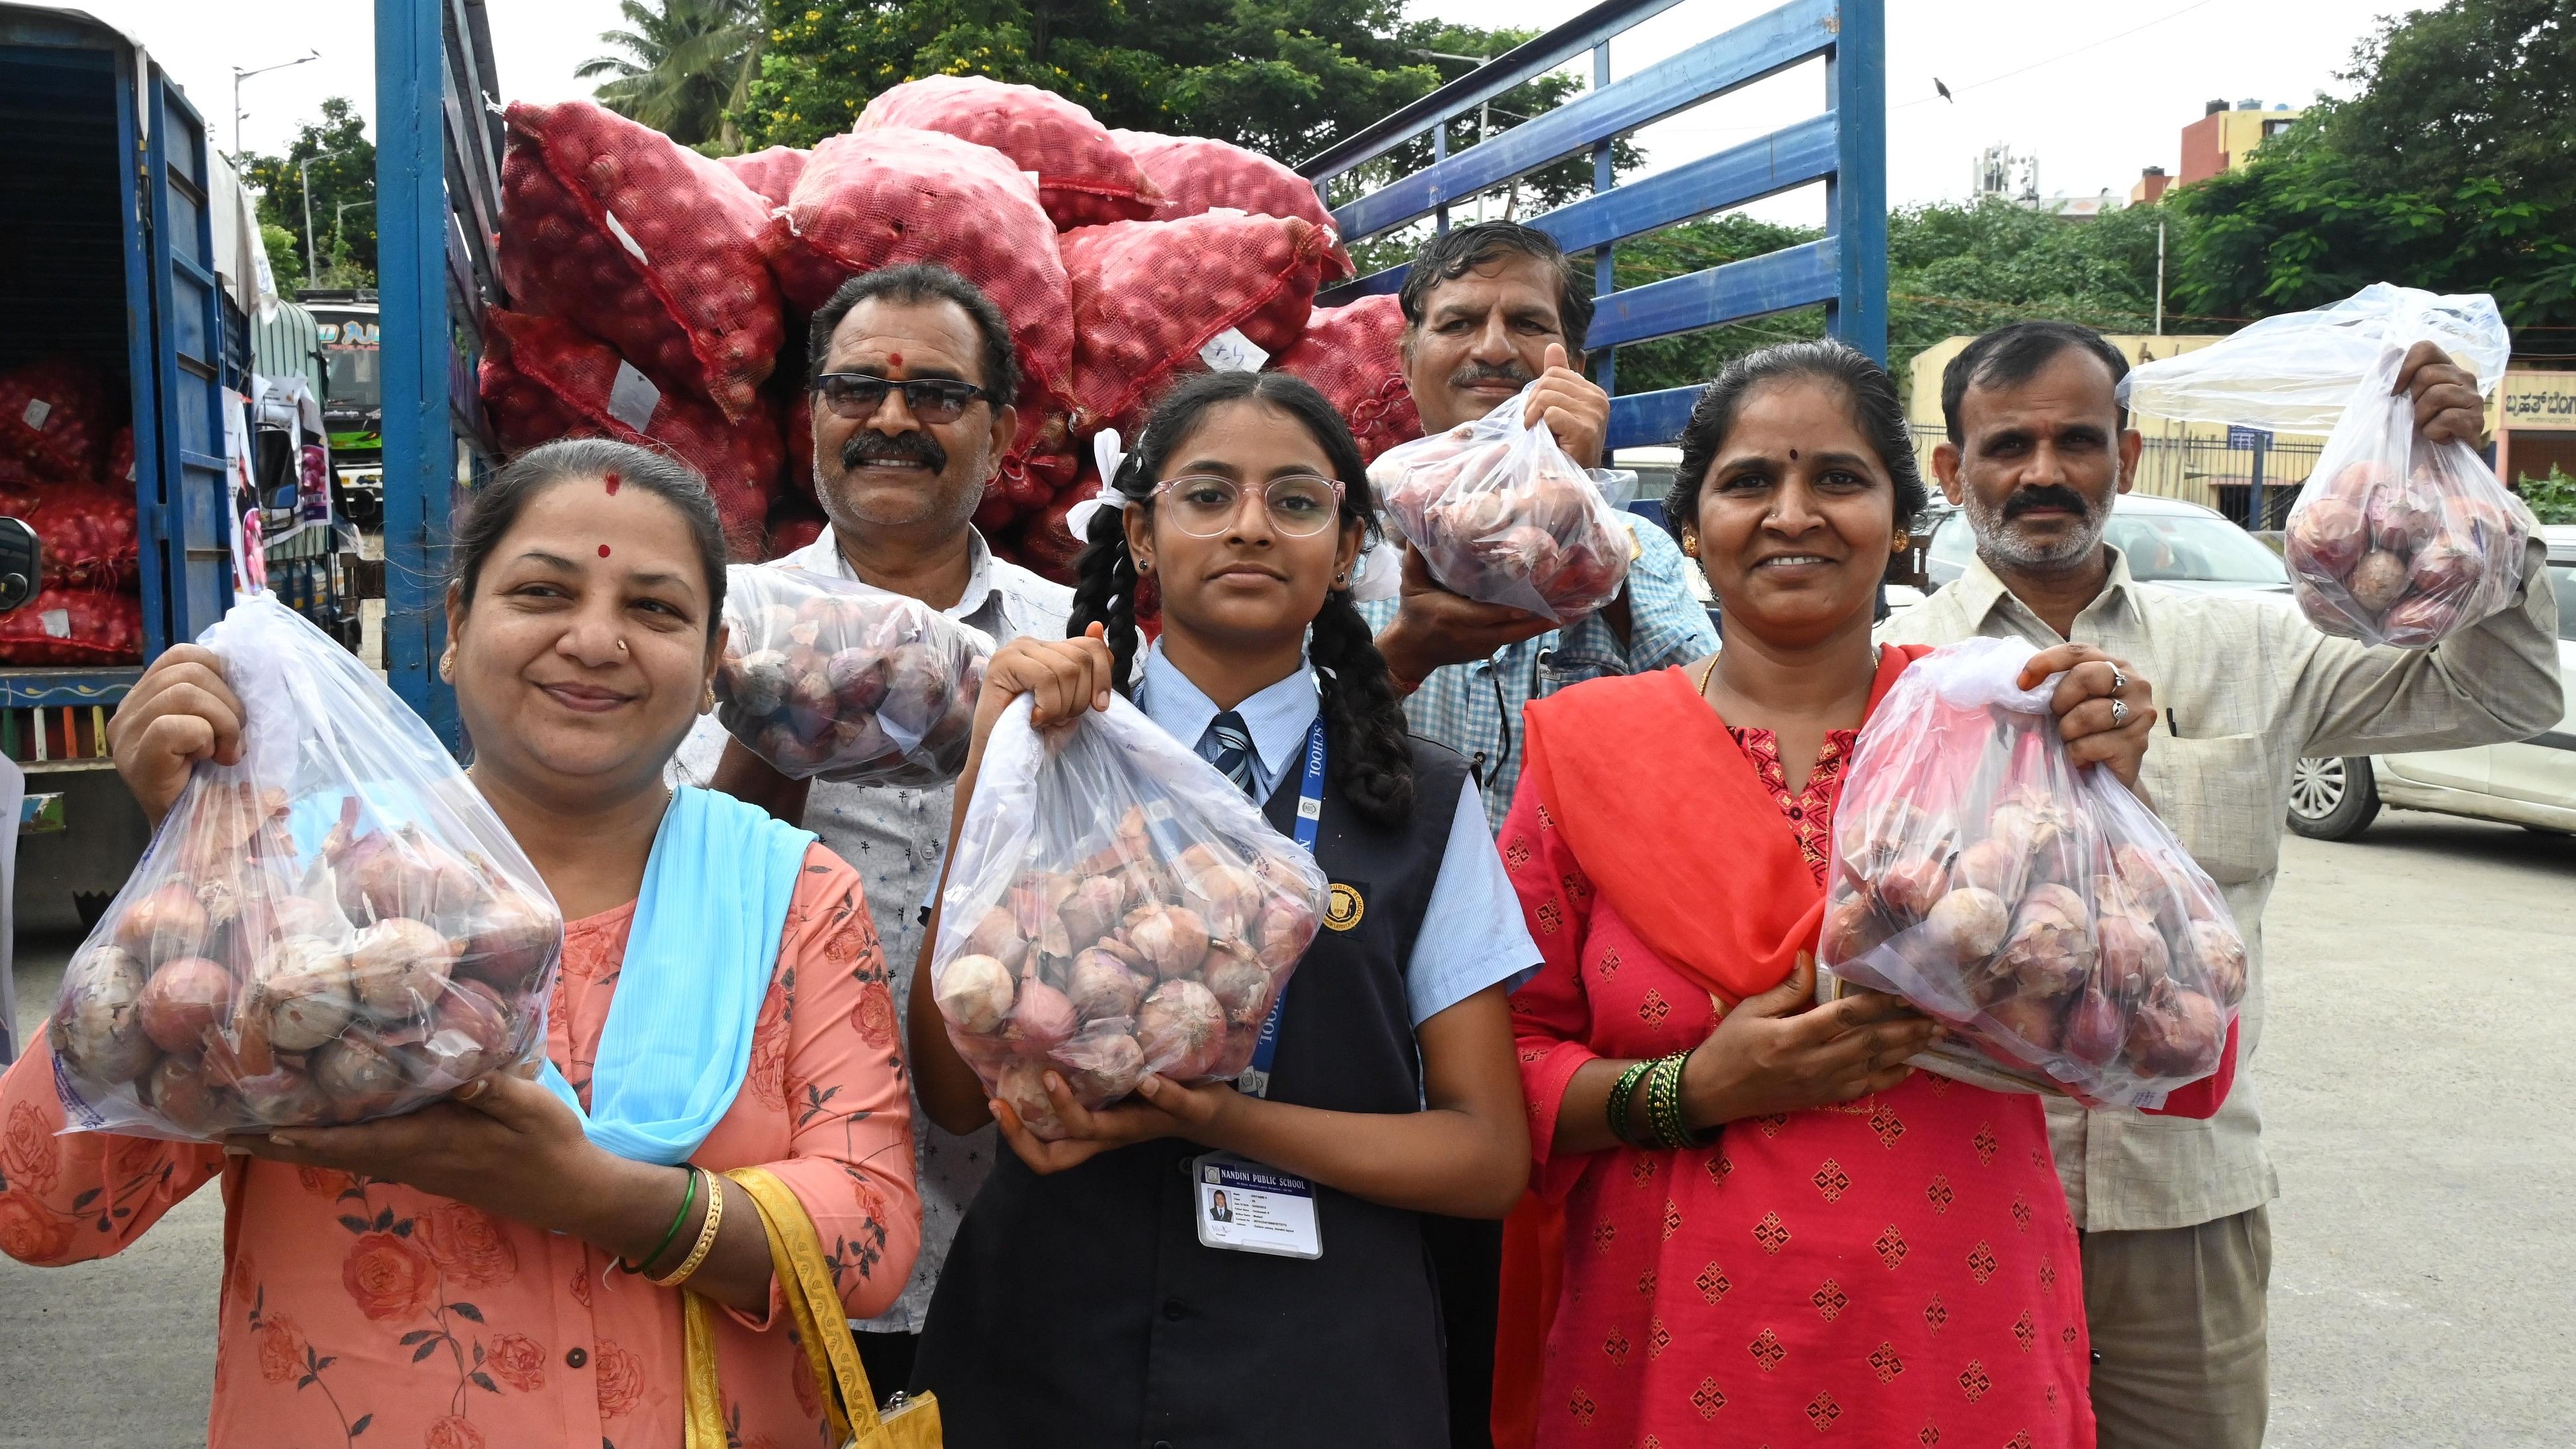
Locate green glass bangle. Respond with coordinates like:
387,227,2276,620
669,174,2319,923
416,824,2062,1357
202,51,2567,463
1649,1052,1716,1151
620,1165,698,1277
1606,1060,1656,1147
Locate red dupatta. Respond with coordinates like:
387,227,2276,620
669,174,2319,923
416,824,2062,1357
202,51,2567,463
1522,643,1928,1003
1490,645,1928,1448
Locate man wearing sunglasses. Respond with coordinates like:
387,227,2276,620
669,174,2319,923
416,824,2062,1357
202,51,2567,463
690,263,1072,1398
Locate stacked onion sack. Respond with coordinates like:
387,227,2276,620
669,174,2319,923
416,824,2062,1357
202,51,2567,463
2122,282,2530,649
929,694,1326,1139
713,565,992,784
1369,383,1632,623
48,594,562,1141
1817,639,2245,1109
0,356,144,664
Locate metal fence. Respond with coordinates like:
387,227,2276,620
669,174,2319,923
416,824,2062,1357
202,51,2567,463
1907,424,2321,530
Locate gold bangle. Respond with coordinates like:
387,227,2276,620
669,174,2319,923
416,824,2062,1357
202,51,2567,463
651,1168,725,1289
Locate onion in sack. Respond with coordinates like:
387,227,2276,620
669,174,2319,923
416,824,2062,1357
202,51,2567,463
1203,942,1275,1029
1137,979,1227,1080
2124,981,2224,1078
1064,948,1148,1022
995,1057,1067,1139
1922,887,2011,968
115,881,212,966
2185,920,2249,1008
1994,883,2095,1000
452,885,558,992
936,954,1018,1036
2095,913,2171,1001
312,1033,414,1119
255,936,360,1052
48,944,159,1085
1058,1026,1150,1106
144,1054,235,1137
348,917,458,1022
137,956,237,1054
1008,977,1080,1055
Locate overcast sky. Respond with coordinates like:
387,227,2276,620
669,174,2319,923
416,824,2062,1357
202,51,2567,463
81,0,2420,218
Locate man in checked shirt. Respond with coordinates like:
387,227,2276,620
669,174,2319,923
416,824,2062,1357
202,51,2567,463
1882,320,2562,1449
1354,221,1717,1448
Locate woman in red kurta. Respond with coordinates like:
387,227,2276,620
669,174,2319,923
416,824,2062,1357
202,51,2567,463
1498,342,2157,1446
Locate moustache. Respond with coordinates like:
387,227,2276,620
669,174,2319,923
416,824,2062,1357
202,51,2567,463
2002,485,2093,521
1449,361,1534,392
840,431,948,473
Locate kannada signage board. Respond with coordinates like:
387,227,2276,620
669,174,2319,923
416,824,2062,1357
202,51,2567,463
2500,372,2576,432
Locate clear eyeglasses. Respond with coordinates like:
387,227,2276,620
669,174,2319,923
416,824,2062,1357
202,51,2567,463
1153,473,1346,537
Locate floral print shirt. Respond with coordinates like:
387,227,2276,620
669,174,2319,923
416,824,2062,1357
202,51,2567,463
0,845,920,1449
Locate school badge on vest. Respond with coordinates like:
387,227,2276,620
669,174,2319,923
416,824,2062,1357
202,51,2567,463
1324,882,1365,932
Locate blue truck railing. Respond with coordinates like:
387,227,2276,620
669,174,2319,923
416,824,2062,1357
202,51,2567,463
375,0,505,748
1301,0,1886,452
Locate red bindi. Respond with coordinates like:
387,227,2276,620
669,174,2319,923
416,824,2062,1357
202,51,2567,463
602,471,621,495
887,352,903,367
598,544,612,558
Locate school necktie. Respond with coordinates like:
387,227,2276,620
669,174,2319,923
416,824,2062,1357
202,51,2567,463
1200,710,1261,797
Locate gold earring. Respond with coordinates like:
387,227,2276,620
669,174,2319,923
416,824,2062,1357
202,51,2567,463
1681,533,1699,558
701,686,716,713
438,649,456,682
1892,530,1910,551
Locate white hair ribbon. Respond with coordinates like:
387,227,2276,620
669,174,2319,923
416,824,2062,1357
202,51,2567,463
1061,428,1130,540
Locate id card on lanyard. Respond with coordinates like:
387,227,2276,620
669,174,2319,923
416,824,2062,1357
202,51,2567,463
1192,712,1328,1260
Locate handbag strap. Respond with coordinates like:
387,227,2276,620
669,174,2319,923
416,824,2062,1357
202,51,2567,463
682,1166,932,1448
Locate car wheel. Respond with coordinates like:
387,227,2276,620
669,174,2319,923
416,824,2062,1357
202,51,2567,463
2287,755,2380,840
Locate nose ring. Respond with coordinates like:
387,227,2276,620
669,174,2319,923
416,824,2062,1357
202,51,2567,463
617,640,629,653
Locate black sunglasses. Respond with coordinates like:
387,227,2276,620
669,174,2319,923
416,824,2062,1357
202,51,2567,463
810,373,993,424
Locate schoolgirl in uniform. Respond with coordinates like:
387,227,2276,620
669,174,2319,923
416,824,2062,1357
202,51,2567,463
906,370,1537,1447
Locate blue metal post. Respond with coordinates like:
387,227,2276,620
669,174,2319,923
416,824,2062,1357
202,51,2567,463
1592,42,1618,418
376,0,458,747
1824,0,1888,361
1433,119,1450,234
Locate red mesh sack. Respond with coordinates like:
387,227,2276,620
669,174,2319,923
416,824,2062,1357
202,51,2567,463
107,424,136,485
1272,295,1421,464
765,497,826,560
720,145,808,207
1062,213,1332,434
770,127,1077,422
477,309,781,560
0,359,115,482
785,388,815,504
0,585,142,664
497,99,784,422
1110,131,1352,279
1,481,139,590
999,472,1098,586
856,76,1158,230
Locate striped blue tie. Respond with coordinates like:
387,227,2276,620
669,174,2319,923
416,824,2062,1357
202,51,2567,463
1202,710,1260,797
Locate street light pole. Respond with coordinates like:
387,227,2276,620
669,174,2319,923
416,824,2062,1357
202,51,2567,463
298,156,319,280
2155,217,2167,336
231,50,321,160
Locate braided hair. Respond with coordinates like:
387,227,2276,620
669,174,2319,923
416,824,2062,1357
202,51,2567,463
1066,371,1417,828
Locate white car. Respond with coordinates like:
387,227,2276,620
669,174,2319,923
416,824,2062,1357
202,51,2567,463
1918,491,2294,598
2288,525,2576,839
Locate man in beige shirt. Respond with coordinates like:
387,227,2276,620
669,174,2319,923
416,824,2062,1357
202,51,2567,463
1882,321,2562,1448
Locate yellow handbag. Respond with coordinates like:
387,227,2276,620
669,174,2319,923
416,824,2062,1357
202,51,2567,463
681,1166,943,1449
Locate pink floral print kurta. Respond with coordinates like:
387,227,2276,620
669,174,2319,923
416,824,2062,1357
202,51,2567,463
0,844,920,1449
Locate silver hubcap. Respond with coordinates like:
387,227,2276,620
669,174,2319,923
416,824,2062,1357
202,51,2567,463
2290,757,2347,820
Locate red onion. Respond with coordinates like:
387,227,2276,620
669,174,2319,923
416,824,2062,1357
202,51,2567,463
1997,883,2094,999
2096,914,2171,1001
1064,948,1147,1023
826,647,888,713
1984,991,2068,1054
962,905,1031,975
409,980,517,1091
1821,893,1894,964
235,1064,333,1127
312,1034,413,1114
114,881,211,965
2063,988,2124,1065
48,944,157,1085
937,954,1018,1035
2124,985,2222,1077
1058,1029,1147,1107
452,886,559,992
2287,495,2368,578
1876,851,1952,922
256,936,358,1051
1203,944,1273,1027
725,647,792,716
994,1057,1066,1139
1254,897,1317,974
878,645,947,735
1924,887,2011,967
349,916,458,1022
138,956,237,1053
144,1054,235,1137
1123,901,1210,980
1058,876,1126,948
1137,979,1225,1080
2347,550,2410,613
1953,838,2022,895
2185,920,2248,1007
1008,978,1079,1054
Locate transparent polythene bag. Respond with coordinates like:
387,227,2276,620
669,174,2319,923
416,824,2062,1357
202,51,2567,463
49,593,563,1143
714,566,993,786
2120,283,2531,647
1369,385,1634,624
929,694,1327,1139
1815,639,2246,1109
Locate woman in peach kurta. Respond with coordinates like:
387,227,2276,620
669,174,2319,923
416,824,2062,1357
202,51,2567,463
0,853,914,1448
0,438,921,1448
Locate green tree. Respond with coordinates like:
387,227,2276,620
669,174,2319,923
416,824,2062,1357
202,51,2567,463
578,0,765,153
261,221,306,298
2168,0,2576,328
239,97,375,289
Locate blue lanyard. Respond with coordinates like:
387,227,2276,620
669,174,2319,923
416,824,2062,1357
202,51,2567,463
1239,715,1326,1098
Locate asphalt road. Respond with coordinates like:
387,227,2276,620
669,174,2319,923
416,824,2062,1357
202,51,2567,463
1,811,2569,1447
